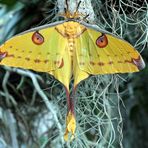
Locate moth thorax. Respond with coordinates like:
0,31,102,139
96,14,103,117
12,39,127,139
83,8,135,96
64,22,79,37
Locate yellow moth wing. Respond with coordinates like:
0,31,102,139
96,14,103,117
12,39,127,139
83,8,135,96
76,26,145,75
0,22,67,72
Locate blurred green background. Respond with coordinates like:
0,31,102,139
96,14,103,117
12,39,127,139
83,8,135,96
0,0,147,148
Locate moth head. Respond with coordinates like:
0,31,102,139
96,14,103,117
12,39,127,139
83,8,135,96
59,0,87,20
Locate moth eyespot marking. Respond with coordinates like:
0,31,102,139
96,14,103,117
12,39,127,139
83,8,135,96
17,56,22,59
125,60,132,63
80,62,85,65
54,60,64,68
59,58,64,68
90,61,95,66
47,52,50,55
22,50,25,52
108,61,113,65
32,31,44,45
9,46,13,48
98,62,105,66
44,60,49,64
25,57,30,61
89,53,92,56
54,61,60,64
0,52,7,61
96,34,108,48
29,51,32,53
9,54,15,58
34,59,41,63
132,56,145,70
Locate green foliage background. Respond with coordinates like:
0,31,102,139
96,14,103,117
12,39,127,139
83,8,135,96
0,0,147,148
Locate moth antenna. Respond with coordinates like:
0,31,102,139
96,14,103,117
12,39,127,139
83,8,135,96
65,0,69,12
64,8,67,14
83,14,89,20
75,1,81,13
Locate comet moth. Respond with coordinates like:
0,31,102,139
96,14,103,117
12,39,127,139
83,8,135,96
0,0,145,141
